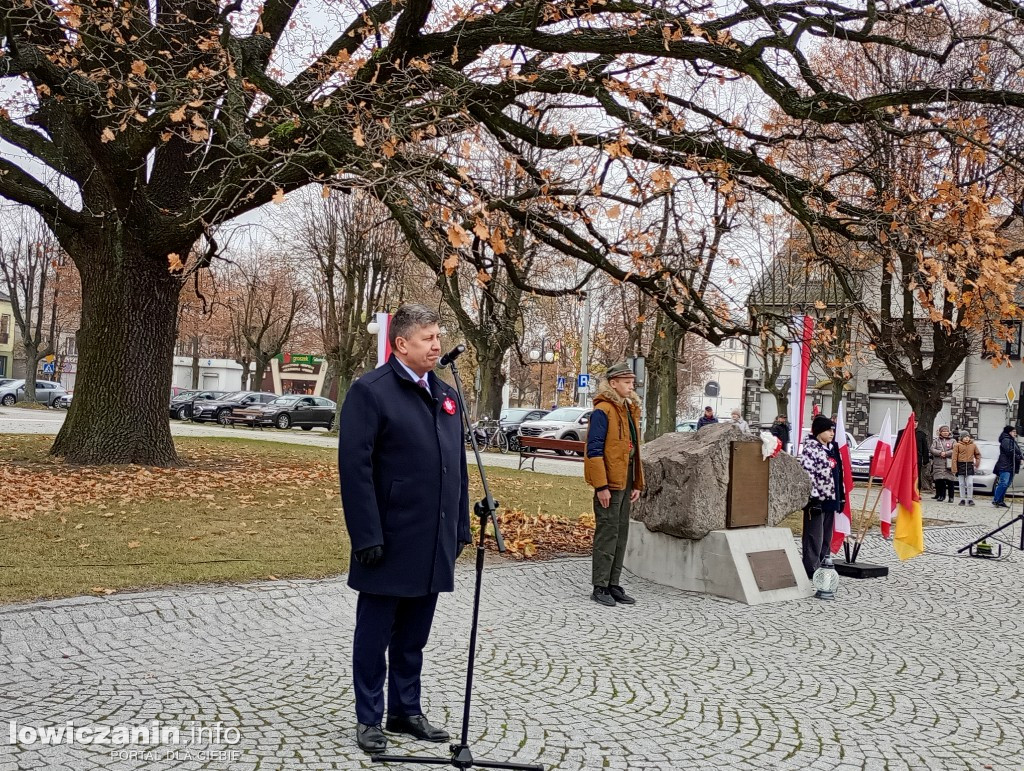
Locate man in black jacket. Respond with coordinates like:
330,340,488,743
992,425,1022,508
338,304,472,754
770,415,791,449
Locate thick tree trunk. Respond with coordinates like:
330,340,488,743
51,244,181,466
644,312,682,441
21,350,40,402
902,383,943,492
191,336,200,389
477,351,505,422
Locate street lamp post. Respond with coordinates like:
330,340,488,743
529,338,554,409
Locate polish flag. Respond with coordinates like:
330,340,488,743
375,312,392,367
787,316,815,456
830,401,855,553
871,410,896,538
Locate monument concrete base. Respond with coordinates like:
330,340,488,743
624,521,813,605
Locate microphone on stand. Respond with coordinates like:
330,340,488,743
439,344,466,367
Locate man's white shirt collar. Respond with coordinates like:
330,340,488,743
396,357,430,386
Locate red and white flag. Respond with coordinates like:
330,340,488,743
787,315,815,456
871,409,896,538
830,400,855,553
375,312,392,367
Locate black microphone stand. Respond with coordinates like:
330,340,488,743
372,351,544,771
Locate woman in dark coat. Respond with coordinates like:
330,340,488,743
930,426,956,502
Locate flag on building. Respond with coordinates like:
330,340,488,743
871,409,896,538
885,414,925,560
786,315,815,456
830,400,855,554
375,312,392,367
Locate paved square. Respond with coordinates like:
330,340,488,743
1,520,1022,770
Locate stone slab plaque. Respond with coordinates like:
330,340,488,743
747,549,797,592
727,441,770,528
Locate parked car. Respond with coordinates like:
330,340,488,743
190,391,278,424
0,379,69,407
499,408,550,451
972,441,999,494
255,395,337,430
169,390,227,420
518,407,593,455
55,391,73,409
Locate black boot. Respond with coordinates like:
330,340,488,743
935,491,946,502
591,586,616,607
609,585,636,604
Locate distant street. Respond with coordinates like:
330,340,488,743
0,407,583,477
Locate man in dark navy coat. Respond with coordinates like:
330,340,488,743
338,303,472,754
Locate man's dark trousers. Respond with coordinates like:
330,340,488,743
353,592,439,725
801,504,835,579
592,462,634,587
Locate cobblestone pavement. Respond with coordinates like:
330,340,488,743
2,523,1023,771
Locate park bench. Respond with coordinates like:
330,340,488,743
517,436,586,471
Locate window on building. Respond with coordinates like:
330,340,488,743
62,336,77,356
0,355,6,377
983,320,1022,360
0,314,10,345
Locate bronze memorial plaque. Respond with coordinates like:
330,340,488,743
747,550,797,592
726,441,770,528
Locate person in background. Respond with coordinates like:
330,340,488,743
799,415,845,579
951,432,982,507
992,425,1023,509
730,408,750,433
584,362,644,607
930,426,957,503
770,415,791,448
696,406,718,430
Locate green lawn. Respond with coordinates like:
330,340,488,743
0,435,592,604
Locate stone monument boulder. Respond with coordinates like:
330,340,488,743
632,423,810,540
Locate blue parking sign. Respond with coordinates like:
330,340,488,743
577,374,590,389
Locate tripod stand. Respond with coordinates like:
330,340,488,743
373,348,545,771
958,504,1024,558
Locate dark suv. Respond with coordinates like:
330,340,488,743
190,391,278,424
169,390,227,420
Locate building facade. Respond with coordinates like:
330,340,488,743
0,291,13,379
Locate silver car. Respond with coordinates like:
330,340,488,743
518,407,593,455
0,379,69,407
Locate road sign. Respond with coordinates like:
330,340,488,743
1008,383,1017,404
556,376,566,392
41,362,55,374
577,374,590,390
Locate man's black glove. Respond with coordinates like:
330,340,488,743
457,541,470,558
354,545,383,566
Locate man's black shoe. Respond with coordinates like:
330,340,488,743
608,585,636,604
356,723,387,754
591,586,616,607
385,714,449,743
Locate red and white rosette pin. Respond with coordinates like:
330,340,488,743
442,397,457,415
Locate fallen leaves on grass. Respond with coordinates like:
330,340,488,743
477,509,596,560
0,441,337,521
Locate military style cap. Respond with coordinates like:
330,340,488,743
605,361,634,380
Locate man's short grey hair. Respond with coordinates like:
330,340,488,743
389,304,441,347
